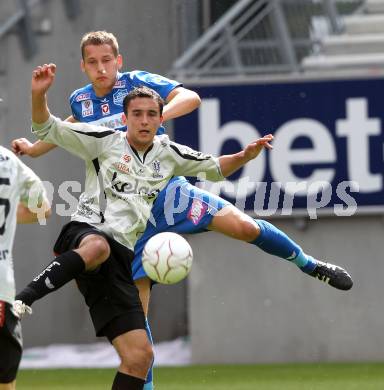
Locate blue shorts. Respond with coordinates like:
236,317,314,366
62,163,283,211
132,176,230,280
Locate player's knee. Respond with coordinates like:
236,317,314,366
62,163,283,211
121,341,153,374
238,220,260,242
91,237,110,259
78,235,110,268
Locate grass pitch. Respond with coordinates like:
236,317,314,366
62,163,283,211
17,363,384,389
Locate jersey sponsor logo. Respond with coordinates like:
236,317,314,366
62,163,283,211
76,93,91,102
152,159,163,178
110,171,159,199
81,100,94,117
187,199,208,225
113,162,130,174
101,103,110,116
113,80,126,88
113,89,128,106
33,261,61,282
111,171,130,193
89,113,125,130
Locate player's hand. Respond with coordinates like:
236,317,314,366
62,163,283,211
11,138,34,156
243,134,274,161
31,63,56,96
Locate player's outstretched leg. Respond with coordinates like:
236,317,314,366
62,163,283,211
14,231,110,317
111,328,153,390
208,206,353,291
251,219,353,290
13,250,85,317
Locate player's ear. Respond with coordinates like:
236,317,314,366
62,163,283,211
122,113,127,124
80,60,85,73
117,54,123,70
160,114,164,124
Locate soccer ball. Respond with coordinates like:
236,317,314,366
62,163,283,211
142,232,193,284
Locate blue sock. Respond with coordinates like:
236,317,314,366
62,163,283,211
251,219,317,274
144,318,154,390
144,382,153,390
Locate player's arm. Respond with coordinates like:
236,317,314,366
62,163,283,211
162,87,201,122
11,138,56,157
170,134,273,180
31,63,55,123
31,64,115,160
170,141,224,182
131,71,200,121
11,116,76,158
218,134,274,177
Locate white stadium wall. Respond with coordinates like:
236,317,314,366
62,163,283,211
188,216,383,363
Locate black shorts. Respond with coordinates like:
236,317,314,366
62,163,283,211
54,221,145,341
0,301,22,383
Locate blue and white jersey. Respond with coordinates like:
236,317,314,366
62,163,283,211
69,70,181,133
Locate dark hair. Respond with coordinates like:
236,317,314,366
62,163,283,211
80,31,119,59
123,86,164,115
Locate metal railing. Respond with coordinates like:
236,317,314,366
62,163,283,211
0,0,80,60
171,0,363,78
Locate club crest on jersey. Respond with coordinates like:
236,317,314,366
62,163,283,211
113,80,126,88
188,199,208,225
152,160,163,178
113,89,128,106
122,154,131,163
81,100,93,117
101,103,110,116
76,93,91,102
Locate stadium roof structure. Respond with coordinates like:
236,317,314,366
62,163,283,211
170,0,364,80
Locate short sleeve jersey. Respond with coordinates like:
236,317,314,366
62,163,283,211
0,146,46,304
69,70,181,133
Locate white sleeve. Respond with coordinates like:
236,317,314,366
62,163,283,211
168,141,224,182
32,115,118,161
17,157,48,208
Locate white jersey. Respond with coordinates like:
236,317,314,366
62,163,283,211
32,115,224,250
0,146,47,304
